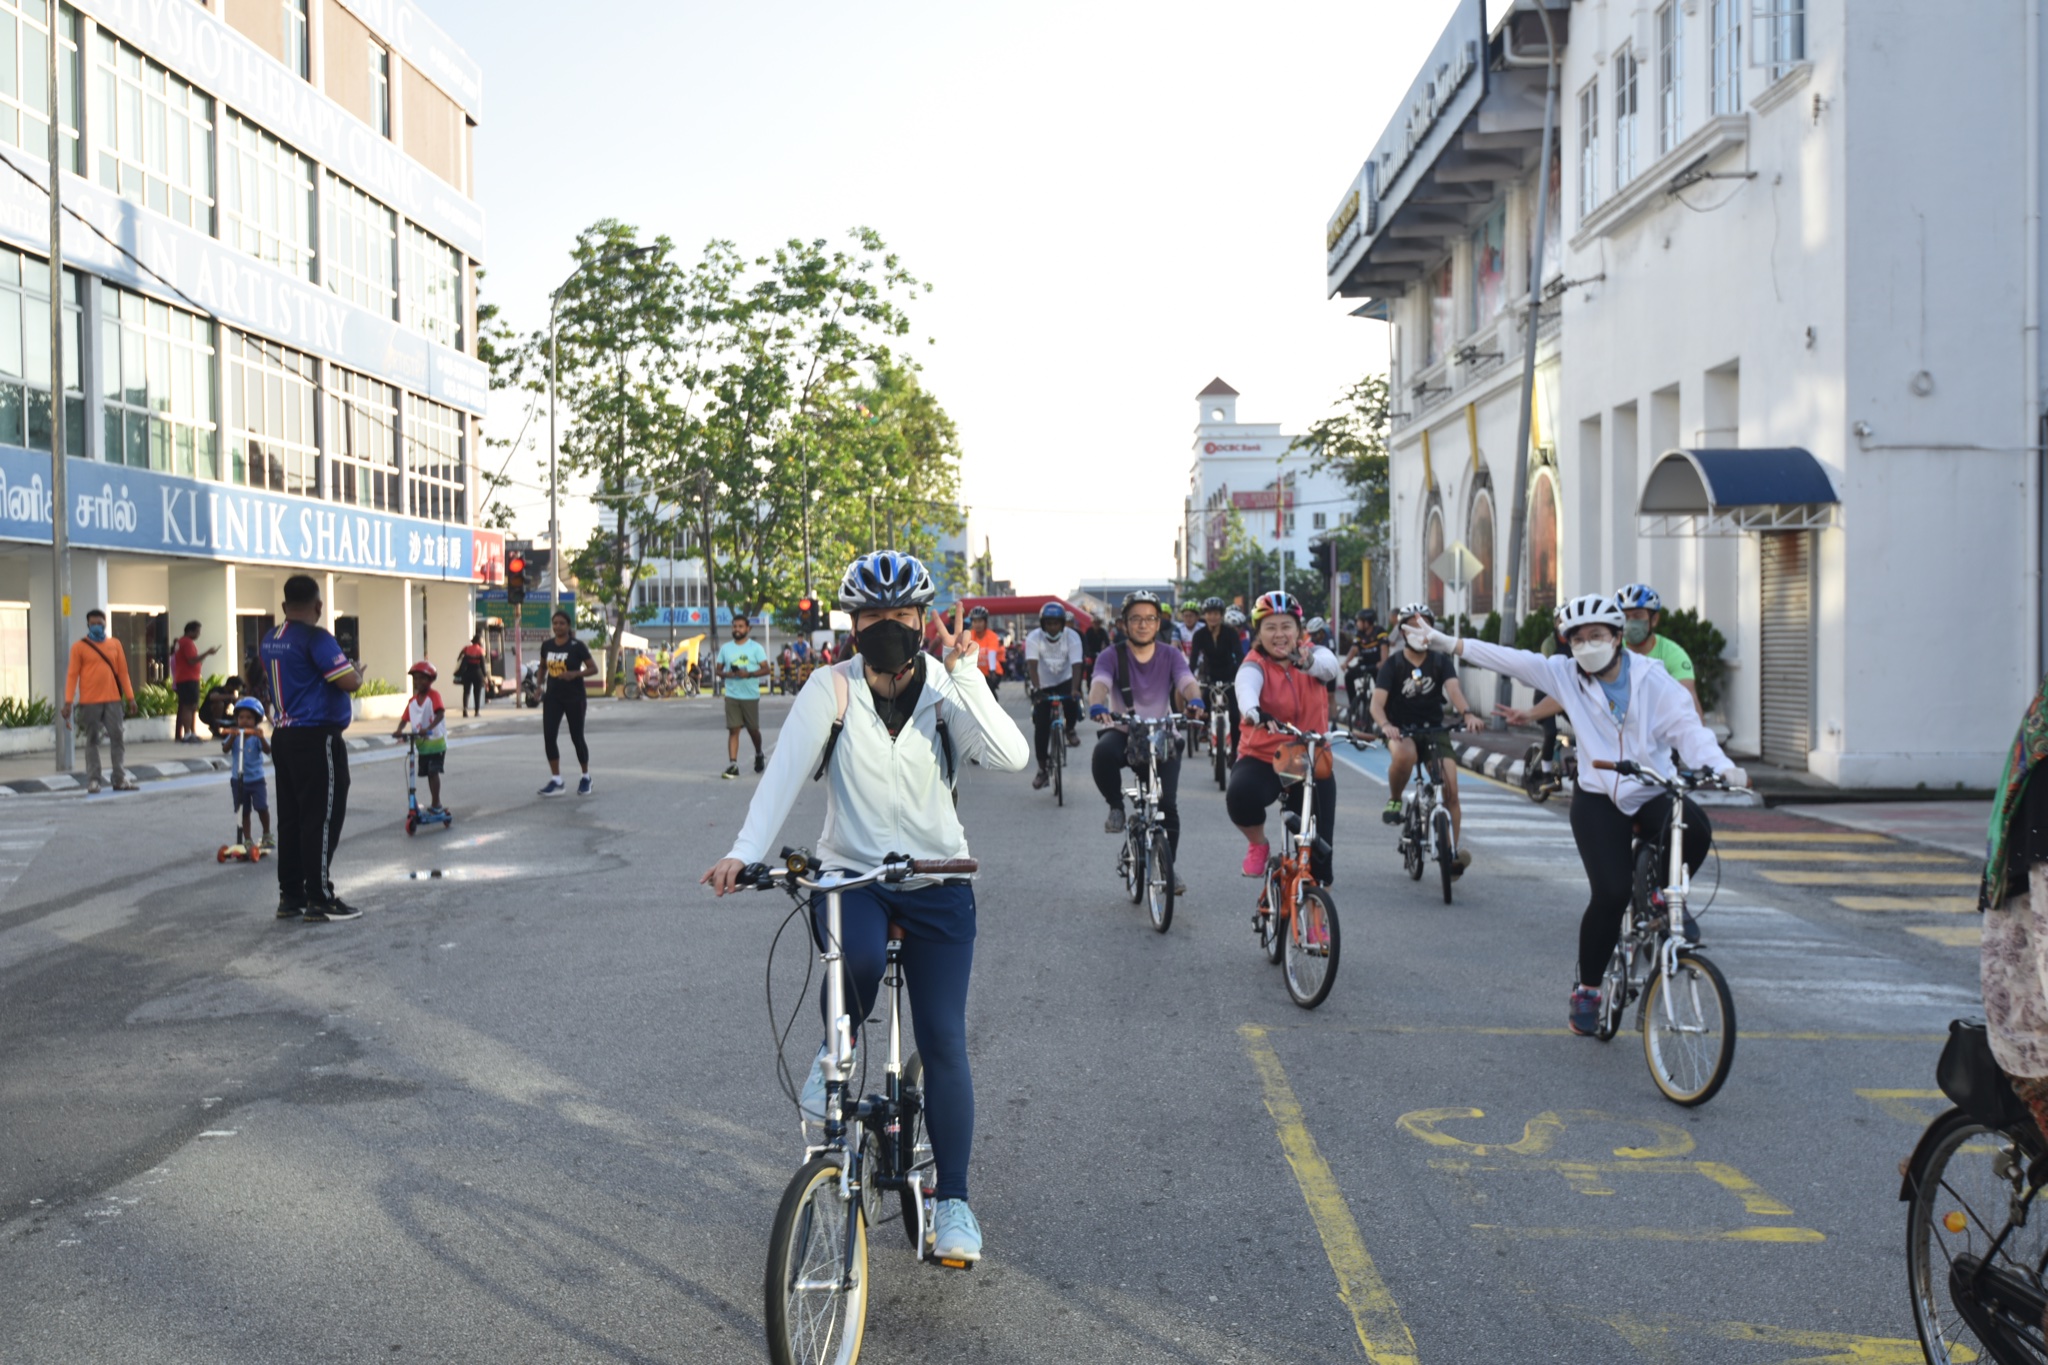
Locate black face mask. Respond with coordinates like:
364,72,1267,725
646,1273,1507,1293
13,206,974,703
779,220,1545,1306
857,619,921,674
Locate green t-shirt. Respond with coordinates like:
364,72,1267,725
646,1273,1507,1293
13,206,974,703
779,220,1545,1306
1644,633,1695,683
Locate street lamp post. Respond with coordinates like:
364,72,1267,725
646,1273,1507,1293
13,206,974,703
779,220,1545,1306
546,245,654,614
46,11,68,771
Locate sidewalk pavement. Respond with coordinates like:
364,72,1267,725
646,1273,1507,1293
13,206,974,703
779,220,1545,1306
0,705,532,795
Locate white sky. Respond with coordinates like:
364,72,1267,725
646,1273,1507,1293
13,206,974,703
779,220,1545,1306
433,0,1481,593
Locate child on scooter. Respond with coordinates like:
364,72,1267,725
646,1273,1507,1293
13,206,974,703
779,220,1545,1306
395,660,448,813
224,698,272,849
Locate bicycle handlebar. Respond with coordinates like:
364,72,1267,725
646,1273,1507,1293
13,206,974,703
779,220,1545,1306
1589,758,1733,791
737,850,980,891
1260,718,1378,749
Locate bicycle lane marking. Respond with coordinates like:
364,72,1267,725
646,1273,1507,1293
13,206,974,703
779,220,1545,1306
1238,1023,1420,1365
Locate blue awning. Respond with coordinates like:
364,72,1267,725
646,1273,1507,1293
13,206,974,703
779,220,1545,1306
1638,448,1840,536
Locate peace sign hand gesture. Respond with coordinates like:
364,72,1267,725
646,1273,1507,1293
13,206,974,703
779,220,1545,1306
935,602,978,671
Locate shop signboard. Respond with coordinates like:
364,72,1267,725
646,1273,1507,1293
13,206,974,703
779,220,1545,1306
0,444,477,578
1326,0,1486,296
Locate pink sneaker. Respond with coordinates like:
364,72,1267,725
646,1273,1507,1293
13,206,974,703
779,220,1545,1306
1241,843,1270,878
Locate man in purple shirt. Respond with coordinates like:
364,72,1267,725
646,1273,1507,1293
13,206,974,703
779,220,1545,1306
1086,592,1204,891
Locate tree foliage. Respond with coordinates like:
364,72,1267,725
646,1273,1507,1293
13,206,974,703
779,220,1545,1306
1288,373,1391,532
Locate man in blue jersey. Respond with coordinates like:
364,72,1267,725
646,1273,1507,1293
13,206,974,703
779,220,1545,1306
259,574,364,922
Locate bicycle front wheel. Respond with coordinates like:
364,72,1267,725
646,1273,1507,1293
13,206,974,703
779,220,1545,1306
1907,1107,2048,1365
1283,886,1340,1009
1641,951,1736,1106
1433,809,1455,905
765,1156,868,1365
1146,838,1175,933
1052,734,1065,806
1520,743,1549,803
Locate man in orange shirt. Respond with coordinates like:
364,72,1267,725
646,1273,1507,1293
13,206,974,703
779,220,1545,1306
966,606,1006,697
61,608,138,794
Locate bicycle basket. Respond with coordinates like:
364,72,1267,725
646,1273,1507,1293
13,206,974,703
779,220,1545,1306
1937,1018,2033,1131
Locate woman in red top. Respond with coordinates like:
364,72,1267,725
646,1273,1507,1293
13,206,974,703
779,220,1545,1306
171,620,219,743
1227,592,1344,882
455,633,488,716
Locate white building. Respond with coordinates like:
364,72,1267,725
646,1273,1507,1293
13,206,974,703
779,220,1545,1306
1176,380,1356,601
1326,0,2047,787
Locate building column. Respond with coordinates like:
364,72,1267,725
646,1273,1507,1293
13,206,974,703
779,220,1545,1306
353,575,414,690
31,550,106,703
420,580,469,677
167,560,236,676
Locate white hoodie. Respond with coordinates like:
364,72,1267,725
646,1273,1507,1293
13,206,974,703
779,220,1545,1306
1455,638,1732,816
725,652,1032,871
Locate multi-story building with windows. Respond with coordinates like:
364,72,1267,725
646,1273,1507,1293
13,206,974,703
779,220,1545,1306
0,0,493,705
1326,0,2048,787
1176,379,1356,604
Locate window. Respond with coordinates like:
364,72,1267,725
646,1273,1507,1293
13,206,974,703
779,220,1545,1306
225,330,316,496
1312,512,1327,530
100,284,216,478
1757,0,1805,82
95,33,213,231
0,1,81,172
324,174,396,317
369,45,390,137
1711,0,1742,114
1577,79,1600,217
1468,492,1495,614
325,366,398,510
1426,257,1453,367
1613,52,1639,188
0,247,81,455
403,222,463,349
283,0,308,79
1528,469,1560,611
221,114,314,279
1657,3,1684,155
1468,204,1505,333
406,394,466,523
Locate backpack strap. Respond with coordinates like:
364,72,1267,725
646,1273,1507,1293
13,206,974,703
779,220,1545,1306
811,661,855,782
1113,642,1135,712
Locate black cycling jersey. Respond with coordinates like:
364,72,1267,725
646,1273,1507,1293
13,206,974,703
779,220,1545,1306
1189,624,1243,683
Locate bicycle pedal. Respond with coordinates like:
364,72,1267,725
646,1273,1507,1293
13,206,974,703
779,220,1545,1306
934,1257,976,1271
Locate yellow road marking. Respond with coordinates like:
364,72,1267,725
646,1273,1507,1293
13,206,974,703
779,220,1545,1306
1477,1224,1825,1242
1834,896,1977,913
1907,924,1982,947
1429,1158,1795,1216
1397,1107,1694,1159
1607,1313,1933,1363
1240,1024,1419,1365
1712,832,1895,844
1855,1089,1948,1125
1718,849,1964,864
1764,870,1979,886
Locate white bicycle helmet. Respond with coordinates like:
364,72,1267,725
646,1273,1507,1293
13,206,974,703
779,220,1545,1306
1223,607,1247,627
1554,592,1626,641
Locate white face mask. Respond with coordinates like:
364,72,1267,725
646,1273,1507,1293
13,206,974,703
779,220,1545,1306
1572,638,1617,674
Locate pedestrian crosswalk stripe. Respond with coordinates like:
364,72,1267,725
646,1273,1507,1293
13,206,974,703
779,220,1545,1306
1833,896,1977,913
1763,870,1978,887
1717,850,1965,864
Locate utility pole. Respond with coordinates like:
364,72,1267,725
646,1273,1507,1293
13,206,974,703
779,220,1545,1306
1496,0,1560,706
47,11,69,771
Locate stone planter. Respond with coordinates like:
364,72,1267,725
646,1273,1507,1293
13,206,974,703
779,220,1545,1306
0,713,173,756
353,694,409,722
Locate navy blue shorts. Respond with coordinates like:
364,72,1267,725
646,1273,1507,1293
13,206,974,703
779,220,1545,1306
231,777,268,814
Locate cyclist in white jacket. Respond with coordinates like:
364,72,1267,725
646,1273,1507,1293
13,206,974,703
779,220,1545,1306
703,552,1030,1265
1402,593,1748,1035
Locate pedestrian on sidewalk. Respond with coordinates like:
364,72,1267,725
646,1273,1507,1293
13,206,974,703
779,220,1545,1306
455,633,487,716
170,620,219,742
537,610,595,797
716,614,768,779
61,609,138,794
259,574,364,922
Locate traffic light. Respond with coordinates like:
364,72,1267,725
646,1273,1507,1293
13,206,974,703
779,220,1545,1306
506,553,527,605
1308,540,1336,578
796,596,819,631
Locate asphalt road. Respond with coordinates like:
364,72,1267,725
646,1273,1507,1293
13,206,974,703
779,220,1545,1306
0,689,1982,1363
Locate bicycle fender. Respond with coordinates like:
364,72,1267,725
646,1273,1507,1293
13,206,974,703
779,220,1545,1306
1898,1106,1971,1201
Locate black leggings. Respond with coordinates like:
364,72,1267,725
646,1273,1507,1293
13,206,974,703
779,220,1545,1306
461,677,484,713
1569,788,1713,986
1091,729,1182,856
1225,756,1336,884
543,687,589,767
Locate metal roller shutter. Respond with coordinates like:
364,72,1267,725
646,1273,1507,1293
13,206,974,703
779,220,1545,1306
1759,531,1813,770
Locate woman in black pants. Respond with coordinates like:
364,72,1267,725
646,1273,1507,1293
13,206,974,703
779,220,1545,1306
537,611,596,797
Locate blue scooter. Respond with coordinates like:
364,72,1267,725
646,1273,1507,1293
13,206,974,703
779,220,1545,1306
404,734,453,836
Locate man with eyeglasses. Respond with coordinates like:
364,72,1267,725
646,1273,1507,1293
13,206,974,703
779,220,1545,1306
1084,592,1203,893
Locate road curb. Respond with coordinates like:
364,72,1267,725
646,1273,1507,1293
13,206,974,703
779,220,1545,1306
0,734,404,795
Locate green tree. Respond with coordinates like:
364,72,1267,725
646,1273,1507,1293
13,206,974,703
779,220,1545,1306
548,220,688,667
